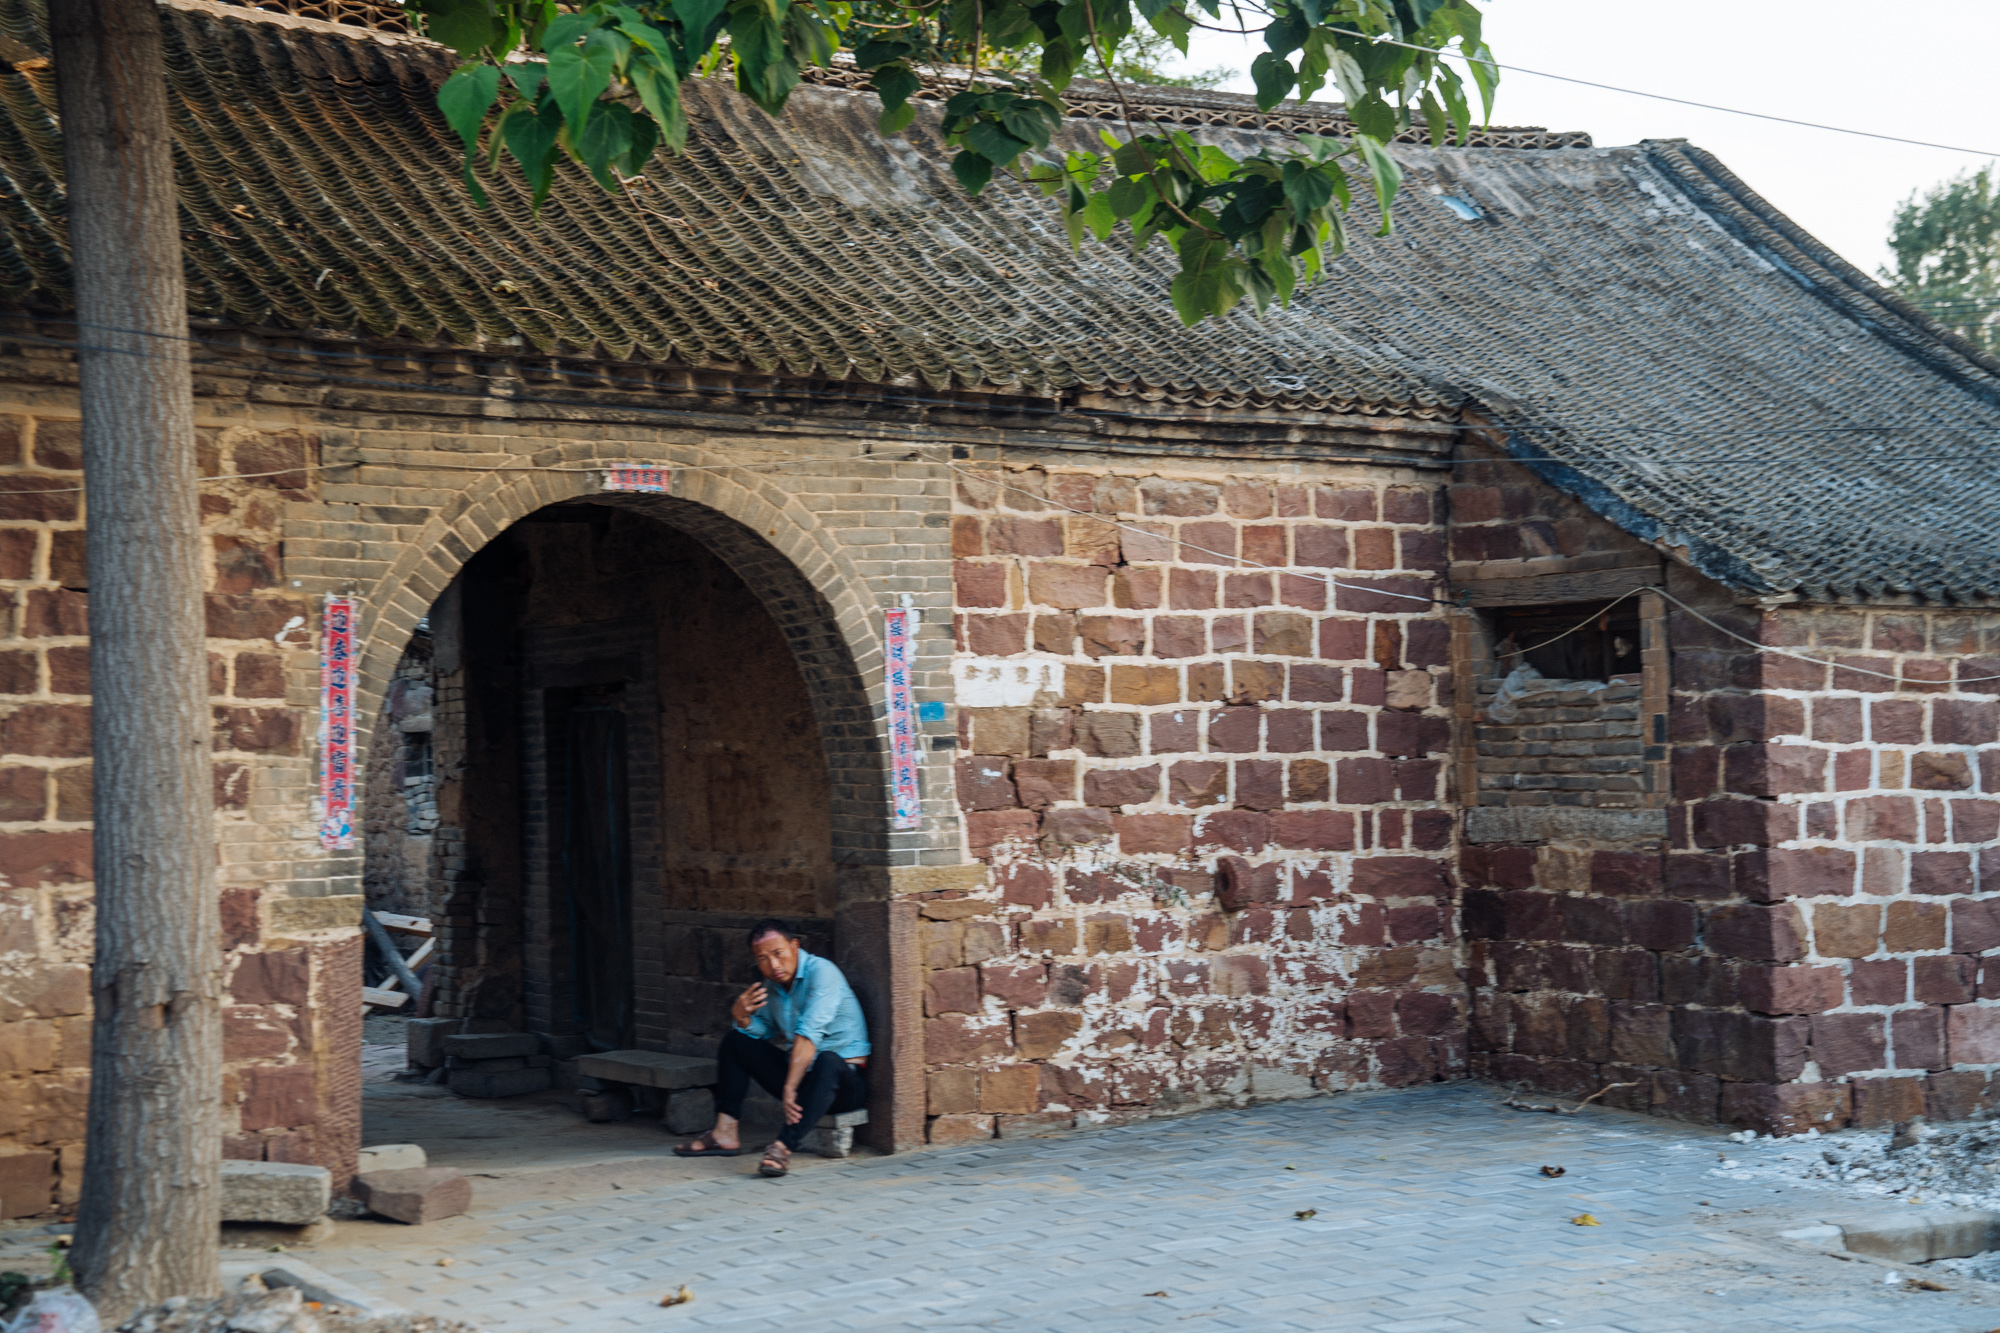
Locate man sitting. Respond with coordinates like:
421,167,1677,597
674,918,871,1177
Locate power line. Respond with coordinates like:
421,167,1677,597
1321,28,2000,159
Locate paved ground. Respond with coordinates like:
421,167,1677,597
294,1081,2000,1332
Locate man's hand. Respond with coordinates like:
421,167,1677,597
731,982,768,1029
781,1087,803,1125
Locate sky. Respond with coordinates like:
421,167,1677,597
1167,0,2000,279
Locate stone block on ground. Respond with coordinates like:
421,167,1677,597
405,1017,457,1069
353,1167,473,1224
448,1066,550,1098
356,1144,426,1174
805,1108,869,1158
579,1088,634,1122
221,1160,330,1225
575,1050,717,1090
441,1031,538,1061
1834,1209,2000,1262
662,1087,714,1135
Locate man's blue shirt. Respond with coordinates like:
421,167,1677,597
736,950,871,1058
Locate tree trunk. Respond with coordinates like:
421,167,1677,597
52,0,221,1319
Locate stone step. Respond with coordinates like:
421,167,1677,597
807,1108,869,1159
442,1031,539,1061
221,1160,330,1226
576,1050,717,1090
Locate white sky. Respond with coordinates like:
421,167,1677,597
1168,0,2000,278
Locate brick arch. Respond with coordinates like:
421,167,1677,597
347,447,893,871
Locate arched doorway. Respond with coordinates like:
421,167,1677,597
357,496,887,1153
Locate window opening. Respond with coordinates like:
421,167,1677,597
1492,600,1641,683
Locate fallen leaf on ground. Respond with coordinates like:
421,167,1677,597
1294,1209,1317,1220
1904,1278,1949,1292
1142,1291,1168,1298
1282,1165,1296,1171
436,1258,454,1267
1570,1214,1599,1227
1539,1166,1566,1178
660,1285,695,1307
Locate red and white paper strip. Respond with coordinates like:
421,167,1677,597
318,595,357,850
603,463,672,494
884,608,922,831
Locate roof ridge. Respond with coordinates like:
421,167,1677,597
1644,139,2000,407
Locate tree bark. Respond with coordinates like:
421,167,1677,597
52,0,221,1319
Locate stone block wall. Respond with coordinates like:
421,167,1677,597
1473,674,1648,810
1467,557,2000,1136
927,459,1461,1141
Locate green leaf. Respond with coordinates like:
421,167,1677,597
1347,91,1396,140
673,0,732,62
872,62,921,135
506,60,549,99
417,0,503,56
577,100,635,188
965,120,1030,166
628,57,687,154
1250,52,1295,111
546,35,616,140
1352,132,1404,234
1001,100,1060,151
438,63,503,152
1281,159,1334,213
503,97,564,208
1169,228,1240,326
951,150,995,194
1081,190,1117,241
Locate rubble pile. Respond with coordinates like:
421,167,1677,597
1739,1116,2000,1212
113,1285,479,1333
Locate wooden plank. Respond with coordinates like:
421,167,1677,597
375,912,433,936
362,986,409,1010
1453,565,1661,608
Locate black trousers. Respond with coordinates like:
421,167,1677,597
715,1027,869,1151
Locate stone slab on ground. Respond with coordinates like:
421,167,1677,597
804,1108,867,1159
441,1031,538,1061
1832,1209,2000,1262
353,1167,472,1224
221,1259,407,1316
661,1087,713,1136
448,1066,550,1098
356,1144,426,1174
575,1050,716,1090
220,1161,329,1225
404,1018,456,1069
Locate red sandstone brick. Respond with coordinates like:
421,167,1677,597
1885,899,1949,951
1012,759,1073,809
1705,902,1806,961
1911,751,1973,791
1040,807,1114,850
1082,765,1158,808
1196,810,1268,853
964,613,1028,655
1168,761,1227,807
1207,707,1259,753
1027,563,1107,608
1913,954,1976,1005
1895,1007,1948,1071
1178,521,1237,566
1739,963,1844,1015
239,1065,315,1132
1844,795,1918,842
1352,857,1448,898
1719,1082,1851,1136
1336,757,1393,804
1112,568,1161,609
1288,758,1329,803
954,560,1007,608
1269,810,1356,852
1848,958,1907,1006
1950,1004,2000,1065
966,810,1038,858
1871,699,1924,743
1115,813,1190,856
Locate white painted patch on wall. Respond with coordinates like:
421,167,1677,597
953,656,1065,707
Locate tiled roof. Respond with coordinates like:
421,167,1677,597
0,0,1994,603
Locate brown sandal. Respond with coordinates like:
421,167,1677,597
674,1131,743,1158
758,1142,791,1177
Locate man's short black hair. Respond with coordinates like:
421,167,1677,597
747,918,796,948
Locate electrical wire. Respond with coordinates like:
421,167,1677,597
1317,27,2000,159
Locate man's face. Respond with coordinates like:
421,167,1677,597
751,931,800,985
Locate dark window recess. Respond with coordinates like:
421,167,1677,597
1492,600,1641,682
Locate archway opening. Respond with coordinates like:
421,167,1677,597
356,499,853,1167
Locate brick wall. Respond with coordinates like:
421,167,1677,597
923,458,1461,1141
1466,542,2000,1135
